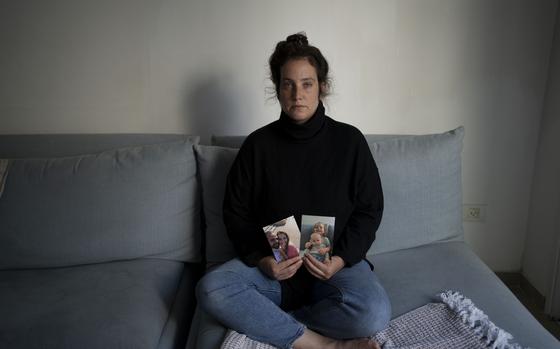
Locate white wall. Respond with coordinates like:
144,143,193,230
523,6,560,297
0,0,557,272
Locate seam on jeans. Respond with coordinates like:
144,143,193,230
204,270,282,297
324,280,346,304
239,313,305,349
285,323,306,349
323,260,371,305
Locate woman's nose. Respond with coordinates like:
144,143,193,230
292,86,302,100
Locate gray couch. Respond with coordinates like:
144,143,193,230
0,130,558,349
0,135,202,349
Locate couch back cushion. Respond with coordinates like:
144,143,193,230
194,145,239,265
365,127,464,255
0,136,201,269
209,127,464,260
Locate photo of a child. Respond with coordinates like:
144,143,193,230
303,232,330,263
301,215,335,264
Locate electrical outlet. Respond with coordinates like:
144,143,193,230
463,204,486,222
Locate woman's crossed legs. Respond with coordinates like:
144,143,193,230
196,259,391,349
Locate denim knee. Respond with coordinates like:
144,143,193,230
195,271,237,315
364,292,392,335
195,273,214,313
342,288,392,338
195,266,302,349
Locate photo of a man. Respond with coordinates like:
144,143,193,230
262,216,301,263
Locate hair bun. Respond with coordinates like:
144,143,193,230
286,32,308,46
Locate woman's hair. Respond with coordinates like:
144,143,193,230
277,231,289,243
277,231,290,252
313,222,325,231
269,32,331,98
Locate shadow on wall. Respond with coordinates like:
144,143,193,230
184,73,248,145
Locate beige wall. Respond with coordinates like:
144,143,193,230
1,0,558,272
523,6,560,297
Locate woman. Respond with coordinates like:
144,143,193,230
277,231,299,260
197,33,390,349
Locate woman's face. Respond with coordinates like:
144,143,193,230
278,233,289,248
278,58,321,124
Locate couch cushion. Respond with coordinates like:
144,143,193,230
194,145,239,265
0,159,8,198
210,135,245,149
186,307,229,349
157,262,202,349
369,242,559,349
0,259,197,349
0,134,199,158
366,127,464,255
212,128,464,256
0,140,201,269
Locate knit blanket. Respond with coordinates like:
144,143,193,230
220,291,527,349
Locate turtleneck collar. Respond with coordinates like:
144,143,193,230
277,101,326,141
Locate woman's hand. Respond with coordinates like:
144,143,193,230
303,254,345,281
258,256,302,281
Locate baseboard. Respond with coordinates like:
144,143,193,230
496,272,546,310
521,275,546,310
496,272,522,286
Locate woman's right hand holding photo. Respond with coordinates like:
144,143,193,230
258,255,302,281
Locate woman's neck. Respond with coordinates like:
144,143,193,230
277,101,326,141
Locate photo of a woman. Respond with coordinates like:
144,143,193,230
277,231,299,260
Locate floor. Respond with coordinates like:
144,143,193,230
497,272,560,341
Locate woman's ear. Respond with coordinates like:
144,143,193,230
320,82,327,97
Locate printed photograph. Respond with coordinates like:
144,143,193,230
262,216,301,263
301,215,335,264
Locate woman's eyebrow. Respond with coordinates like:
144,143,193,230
282,77,316,82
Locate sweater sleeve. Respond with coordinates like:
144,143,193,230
334,135,384,267
222,140,273,267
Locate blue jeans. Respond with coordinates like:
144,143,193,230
196,259,391,349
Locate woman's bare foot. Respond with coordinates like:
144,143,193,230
335,338,380,349
293,329,380,349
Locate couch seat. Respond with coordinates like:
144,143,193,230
0,259,198,349
370,241,559,349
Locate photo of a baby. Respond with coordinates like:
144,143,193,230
262,216,301,263
301,215,335,264
303,232,330,262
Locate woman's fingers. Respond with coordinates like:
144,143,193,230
303,254,327,279
259,255,304,280
274,256,302,280
303,254,345,280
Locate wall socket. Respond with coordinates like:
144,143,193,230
463,204,486,222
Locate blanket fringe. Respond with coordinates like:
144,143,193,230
440,291,527,349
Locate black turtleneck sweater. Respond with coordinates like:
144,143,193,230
223,102,383,310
